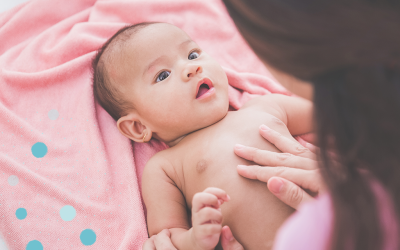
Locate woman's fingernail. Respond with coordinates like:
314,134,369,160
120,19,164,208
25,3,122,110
268,178,284,194
227,195,231,201
260,124,271,131
237,165,247,170
235,144,244,150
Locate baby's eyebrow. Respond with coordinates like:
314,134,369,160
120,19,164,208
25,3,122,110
143,39,195,78
179,39,193,49
144,55,168,77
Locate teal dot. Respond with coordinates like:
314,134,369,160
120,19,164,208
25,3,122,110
16,208,27,220
60,205,76,221
26,240,43,250
80,229,96,246
31,142,47,158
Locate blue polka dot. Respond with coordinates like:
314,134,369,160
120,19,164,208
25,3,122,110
60,205,76,221
31,142,47,158
16,208,27,220
80,229,96,246
26,240,43,250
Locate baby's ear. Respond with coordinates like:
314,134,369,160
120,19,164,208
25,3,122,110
117,113,152,143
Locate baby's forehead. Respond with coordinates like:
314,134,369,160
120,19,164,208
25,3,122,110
107,23,193,84
120,24,193,66
127,23,192,51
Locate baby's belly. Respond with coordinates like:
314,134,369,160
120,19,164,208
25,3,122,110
179,112,296,249
186,159,294,249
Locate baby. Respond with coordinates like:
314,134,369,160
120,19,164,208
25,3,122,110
92,22,313,250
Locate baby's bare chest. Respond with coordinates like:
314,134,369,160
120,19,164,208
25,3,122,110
169,109,294,208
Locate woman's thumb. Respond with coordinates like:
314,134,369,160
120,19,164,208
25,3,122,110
268,177,314,209
220,226,244,250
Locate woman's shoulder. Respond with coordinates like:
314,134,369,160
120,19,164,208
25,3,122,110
273,193,333,250
273,182,399,250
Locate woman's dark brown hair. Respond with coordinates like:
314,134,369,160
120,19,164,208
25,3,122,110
222,0,400,249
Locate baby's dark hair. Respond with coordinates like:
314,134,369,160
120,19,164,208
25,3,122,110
92,22,158,121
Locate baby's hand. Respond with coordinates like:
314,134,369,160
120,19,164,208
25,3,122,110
191,187,230,250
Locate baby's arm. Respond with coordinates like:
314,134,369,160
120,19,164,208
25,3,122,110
142,155,229,250
242,93,314,136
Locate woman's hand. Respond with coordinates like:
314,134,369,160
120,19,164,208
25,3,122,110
142,229,177,250
234,125,325,209
220,226,244,250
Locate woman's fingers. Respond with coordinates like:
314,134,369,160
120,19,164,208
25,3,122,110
142,238,156,250
152,229,177,250
259,125,316,159
234,145,317,170
237,165,322,193
305,142,318,154
267,177,314,209
220,226,245,250
233,125,322,210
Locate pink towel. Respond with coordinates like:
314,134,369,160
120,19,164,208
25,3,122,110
0,0,288,249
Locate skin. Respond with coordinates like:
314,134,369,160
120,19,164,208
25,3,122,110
143,60,321,250
112,23,314,250
218,58,322,250
113,23,230,146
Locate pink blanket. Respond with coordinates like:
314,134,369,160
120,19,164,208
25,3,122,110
0,0,288,249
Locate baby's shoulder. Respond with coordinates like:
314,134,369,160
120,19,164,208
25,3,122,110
240,93,288,110
145,149,174,171
240,93,291,120
142,150,177,188
144,148,182,177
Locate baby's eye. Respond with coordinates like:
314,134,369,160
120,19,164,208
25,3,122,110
156,71,170,82
188,51,199,60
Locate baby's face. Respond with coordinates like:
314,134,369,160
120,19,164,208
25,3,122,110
114,23,229,143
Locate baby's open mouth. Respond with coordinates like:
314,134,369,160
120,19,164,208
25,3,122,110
196,83,210,99
195,78,214,99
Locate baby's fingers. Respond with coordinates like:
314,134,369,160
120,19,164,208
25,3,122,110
195,207,222,225
203,187,230,203
197,224,223,237
192,188,230,213
153,229,177,250
192,193,220,213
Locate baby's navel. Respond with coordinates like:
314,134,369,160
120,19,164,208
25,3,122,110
196,159,207,173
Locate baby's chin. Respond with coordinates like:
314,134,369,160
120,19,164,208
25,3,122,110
197,101,229,128
162,99,229,146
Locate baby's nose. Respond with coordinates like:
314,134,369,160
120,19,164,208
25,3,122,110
182,64,203,80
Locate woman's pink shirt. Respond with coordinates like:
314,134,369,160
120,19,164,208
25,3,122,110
273,182,398,250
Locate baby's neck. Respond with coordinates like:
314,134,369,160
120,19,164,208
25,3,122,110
165,111,231,147
165,135,187,147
